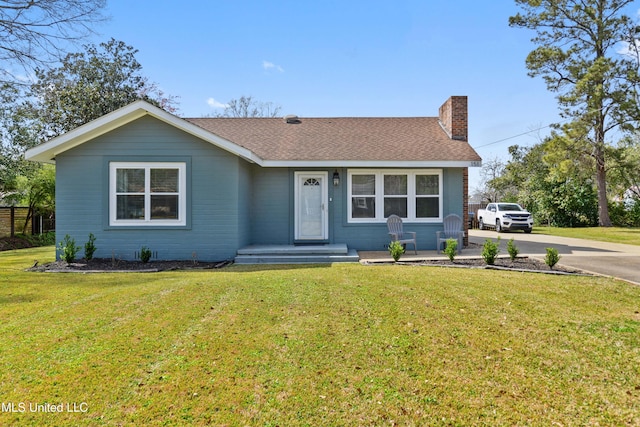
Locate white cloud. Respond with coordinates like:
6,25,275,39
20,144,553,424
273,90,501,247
263,60,284,72
618,39,640,60
206,97,228,109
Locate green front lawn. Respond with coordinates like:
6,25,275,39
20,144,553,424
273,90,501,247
535,226,640,246
1,247,639,426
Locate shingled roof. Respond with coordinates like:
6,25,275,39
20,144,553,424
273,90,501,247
185,116,481,164
25,97,482,167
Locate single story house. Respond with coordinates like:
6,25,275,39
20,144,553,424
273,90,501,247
25,96,482,263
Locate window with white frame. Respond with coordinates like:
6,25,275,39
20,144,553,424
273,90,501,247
348,169,442,222
109,162,186,226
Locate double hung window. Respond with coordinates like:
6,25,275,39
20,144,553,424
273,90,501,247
348,169,442,222
109,162,186,226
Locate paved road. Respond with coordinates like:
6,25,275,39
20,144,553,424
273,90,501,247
469,229,640,286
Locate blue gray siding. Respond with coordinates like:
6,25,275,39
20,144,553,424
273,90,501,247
56,116,247,261
249,167,291,244
237,160,253,248
329,167,465,251
55,116,467,259
245,167,466,251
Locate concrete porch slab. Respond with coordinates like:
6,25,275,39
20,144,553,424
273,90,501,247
235,244,359,264
237,243,349,256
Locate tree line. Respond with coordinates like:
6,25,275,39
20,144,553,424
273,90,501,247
478,0,640,228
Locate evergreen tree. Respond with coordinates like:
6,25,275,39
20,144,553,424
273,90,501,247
510,0,640,226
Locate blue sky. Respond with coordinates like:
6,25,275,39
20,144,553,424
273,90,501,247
86,0,635,189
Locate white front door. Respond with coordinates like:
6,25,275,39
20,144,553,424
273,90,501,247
295,172,328,240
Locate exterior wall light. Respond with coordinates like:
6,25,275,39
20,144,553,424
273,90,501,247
333,170,340,186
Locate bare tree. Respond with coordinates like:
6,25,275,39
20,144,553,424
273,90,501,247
0,0,106,84
216,96,282,118
477,157,506,203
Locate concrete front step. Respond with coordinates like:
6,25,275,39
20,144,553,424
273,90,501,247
234,244,359,264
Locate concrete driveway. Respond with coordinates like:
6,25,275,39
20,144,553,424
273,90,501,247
469,229,640,286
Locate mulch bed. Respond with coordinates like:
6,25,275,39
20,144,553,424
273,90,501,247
28,258,232,273
26,255,590,276
389,257,589,275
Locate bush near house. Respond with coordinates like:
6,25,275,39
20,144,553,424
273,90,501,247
507,238,519,261
482,238,500,265
443,238,458,261
545,247,561,269
388,240,404,262
58,234,80,263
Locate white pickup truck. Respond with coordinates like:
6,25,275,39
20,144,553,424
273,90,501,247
477,203,533,233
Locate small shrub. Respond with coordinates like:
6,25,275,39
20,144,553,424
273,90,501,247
58,234,80,263
507,238,519,261
388,241,405,262
84,233,97,261
20,232,56,247
139,246,152,263
482,238,500,265
39,231,56,246
545,247,561,270
443,238,458,262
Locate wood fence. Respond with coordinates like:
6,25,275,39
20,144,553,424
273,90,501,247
468,202,488,229
0,207,54,237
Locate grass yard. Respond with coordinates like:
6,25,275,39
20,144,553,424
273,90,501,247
535,226,640,246
1,247,639,426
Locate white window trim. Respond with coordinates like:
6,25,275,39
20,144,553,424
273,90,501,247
109,162,187,226
347,169,443,223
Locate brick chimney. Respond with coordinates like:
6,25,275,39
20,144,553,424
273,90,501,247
439,96,467,141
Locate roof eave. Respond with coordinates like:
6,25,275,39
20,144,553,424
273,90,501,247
261,160,483,168
25,106,148,163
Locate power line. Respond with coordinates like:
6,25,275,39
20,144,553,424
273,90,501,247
472,123,554,149
473,105,610,150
